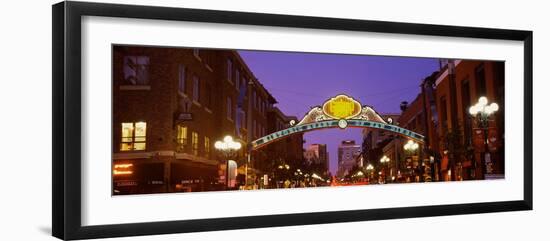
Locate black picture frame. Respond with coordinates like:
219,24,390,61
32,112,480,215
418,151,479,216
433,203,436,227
52,1,533,240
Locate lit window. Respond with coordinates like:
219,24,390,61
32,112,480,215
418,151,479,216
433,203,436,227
204,137,210,158
193,75,200,102
227,59,233,83
123,56,149,85
120,122,146,151
227,97,233,120
178,64,185,94
192,132,199,156
176,125,187,152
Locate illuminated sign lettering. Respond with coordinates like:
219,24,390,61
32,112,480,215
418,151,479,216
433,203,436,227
322,95,362,119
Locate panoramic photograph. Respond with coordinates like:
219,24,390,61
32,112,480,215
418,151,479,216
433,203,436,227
111,45,505,195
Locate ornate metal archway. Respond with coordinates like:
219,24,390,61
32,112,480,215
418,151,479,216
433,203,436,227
250,94,424,150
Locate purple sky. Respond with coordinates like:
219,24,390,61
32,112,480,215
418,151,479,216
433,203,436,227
239,50,440,174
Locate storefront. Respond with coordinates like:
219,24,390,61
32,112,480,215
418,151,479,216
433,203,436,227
171,160,219,192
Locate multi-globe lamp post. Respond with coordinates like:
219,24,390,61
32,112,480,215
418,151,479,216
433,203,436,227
214,135,242,190
366,163,374,183
277,164,290,187
379,155,390,183
403,139,419,181
469,96,499,180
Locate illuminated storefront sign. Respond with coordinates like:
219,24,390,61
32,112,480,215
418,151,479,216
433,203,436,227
113,163,134,175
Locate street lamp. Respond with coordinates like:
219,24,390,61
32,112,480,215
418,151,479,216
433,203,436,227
214,135,242,189
380,155,390,165
352,171,364,182
366,163,374,171
469,96,499,179
366,163,374,183
404,140,420,182
403,139,419,152
380,155,390,184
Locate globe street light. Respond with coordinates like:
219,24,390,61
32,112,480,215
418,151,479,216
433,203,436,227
214,135,242,189
366,163,374,171
469,96,499,179
403,139,419,152
366,163,374,183
404,139,420,182
380,155,390,164
352,171,364,182
380,155,390,184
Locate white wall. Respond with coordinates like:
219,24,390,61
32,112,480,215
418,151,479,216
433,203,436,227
0,0,548,240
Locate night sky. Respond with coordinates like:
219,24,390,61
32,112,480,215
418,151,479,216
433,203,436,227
239,50,440,174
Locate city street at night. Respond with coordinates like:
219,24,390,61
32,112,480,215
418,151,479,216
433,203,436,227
112,46,504,195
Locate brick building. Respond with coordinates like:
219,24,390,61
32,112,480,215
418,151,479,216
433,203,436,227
395,94,429,182
374,60,504,183
262,106,305,176
361,114,400,178
362,114,401,152
434,60,505,180
112,46,296,194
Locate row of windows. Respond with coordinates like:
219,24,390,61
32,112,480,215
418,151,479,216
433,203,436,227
252,120,266,139
123,55,213,109
192,48,213,70
227,58,269,115
123,55,268,122
119,122,212,159
122,54,268,117
439,63,488,133
177,64,201,101
225,98,266,139
178,64,214,109
254,90,269,114
176,125,210,158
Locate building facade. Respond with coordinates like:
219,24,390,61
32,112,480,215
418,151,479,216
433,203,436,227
378,60,505,183
361,114,400,176
395,94,429,182
369,60,505,183
304,144,329,175
112,46,294,194
362,114,401,153
434,60,505,180
263,107,305,176
337,140,362,178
